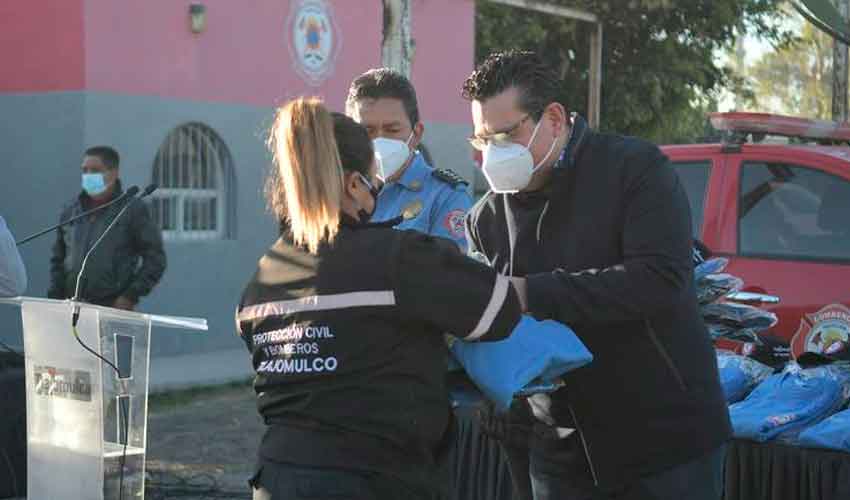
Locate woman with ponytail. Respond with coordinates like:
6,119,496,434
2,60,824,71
238,97,526,499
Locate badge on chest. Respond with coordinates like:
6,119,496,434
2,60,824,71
401,199,423,220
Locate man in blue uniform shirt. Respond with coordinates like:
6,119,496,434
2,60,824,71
345,68,472,251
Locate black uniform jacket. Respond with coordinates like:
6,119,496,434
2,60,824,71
237,216,522,492
465,116,732,487
48,180,166,304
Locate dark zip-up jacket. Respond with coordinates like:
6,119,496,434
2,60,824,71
465,115,731,487
48,181,166,305
237,218,522,495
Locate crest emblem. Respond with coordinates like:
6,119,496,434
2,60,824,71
791,304,850,358
287,0,341,86
401,199,424,220
444,209,466,238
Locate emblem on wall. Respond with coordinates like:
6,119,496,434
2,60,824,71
287,0,342,86
791,304,850,358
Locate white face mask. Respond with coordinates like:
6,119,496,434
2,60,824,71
481,118,557,194
373,132,413,180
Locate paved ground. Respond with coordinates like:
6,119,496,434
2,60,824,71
144,381,261,500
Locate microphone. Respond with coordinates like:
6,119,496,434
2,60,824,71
140,184,157,198
71,187,144,326
16,186,140,246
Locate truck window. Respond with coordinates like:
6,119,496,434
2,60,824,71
671,161,711,237
739,162,850,261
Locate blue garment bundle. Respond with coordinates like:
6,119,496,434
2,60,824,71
730,365,850,442
798,408,850,452
701,302,778,332
696,273,744,305
716,351,773,403
694,257,728,282
707,324,764,345
449,315,592,412
719,364,751,404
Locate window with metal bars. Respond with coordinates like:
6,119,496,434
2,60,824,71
150,123,235,241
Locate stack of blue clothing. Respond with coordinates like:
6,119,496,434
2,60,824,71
798,408,850,452
717,351,773,403
729,364,850,443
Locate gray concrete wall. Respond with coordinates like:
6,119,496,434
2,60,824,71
421,121,475,182
81,93,278,358
0,92,86,352
422,120,489,197
0,91,479,389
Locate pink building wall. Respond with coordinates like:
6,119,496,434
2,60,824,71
410,0,476,123
0,1,86,92
0,0,474,123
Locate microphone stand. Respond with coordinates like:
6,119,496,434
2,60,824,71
66,184,157,500
67,183,155,500
71,186,156,324
16,187,140,246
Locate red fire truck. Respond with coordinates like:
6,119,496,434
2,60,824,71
662,112,850,358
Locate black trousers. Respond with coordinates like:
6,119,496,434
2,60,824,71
250,459,436,500
503,426,727,500
446,405,515,500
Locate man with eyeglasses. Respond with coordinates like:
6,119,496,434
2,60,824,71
462,50,731,500
346,68,472,251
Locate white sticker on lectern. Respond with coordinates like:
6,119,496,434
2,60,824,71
33,365,93,402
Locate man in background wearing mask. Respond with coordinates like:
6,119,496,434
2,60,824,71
346,68,472,251
462,50,731,500
48,146,166,310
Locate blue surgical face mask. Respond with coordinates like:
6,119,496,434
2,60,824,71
82,173,108,196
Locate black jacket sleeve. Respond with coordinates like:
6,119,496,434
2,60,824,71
526,149,694,325
124,202,167,301
391,231,521,342
47,209,69,299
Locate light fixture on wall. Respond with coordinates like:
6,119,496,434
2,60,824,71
189,3,207,34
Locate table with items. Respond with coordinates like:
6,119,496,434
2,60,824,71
445,255,850,500
691,256,850,500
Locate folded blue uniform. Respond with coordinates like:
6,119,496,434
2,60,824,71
717,351,773,403
449,315,592,412
730,364,850,442
798,408,850,452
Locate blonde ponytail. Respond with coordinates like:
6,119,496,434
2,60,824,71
266,98,345,254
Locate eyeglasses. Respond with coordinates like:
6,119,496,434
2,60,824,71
468,114,532,151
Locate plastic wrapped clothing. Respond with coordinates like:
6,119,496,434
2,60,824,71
707,324,765,345
697,273,744,305
717,350,774,403
449,315,592,412
694,257,729,282
798,408,850,452
702,302,778,332
730,364,850,443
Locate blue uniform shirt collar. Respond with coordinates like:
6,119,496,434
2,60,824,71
391,152,430,190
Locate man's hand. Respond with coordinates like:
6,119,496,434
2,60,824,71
113,296,136,311
510,277,528,312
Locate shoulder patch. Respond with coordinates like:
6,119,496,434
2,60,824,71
432,168,469,187
443,209,466,239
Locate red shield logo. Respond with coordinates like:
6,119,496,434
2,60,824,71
790,304,850,358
